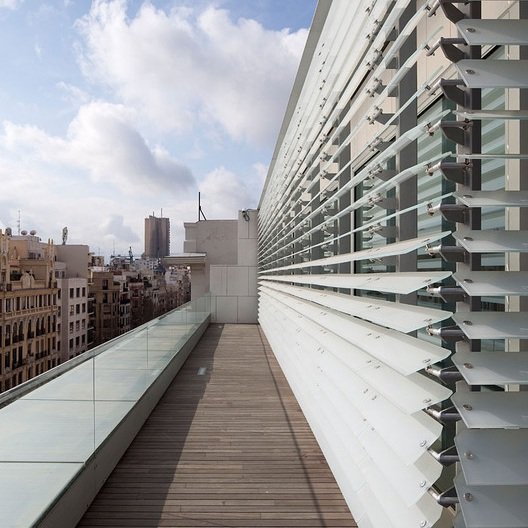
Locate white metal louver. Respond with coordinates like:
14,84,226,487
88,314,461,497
452,351,528,385
257,1,528,527
260,271,452,294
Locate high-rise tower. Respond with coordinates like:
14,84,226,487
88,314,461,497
144,215,170,258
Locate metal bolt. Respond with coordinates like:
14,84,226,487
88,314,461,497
463,320,473,326
463,278,473,283
420,480,427,488
463,194,473,198
463,403,473,411
420,522,427,528
464,362,473,369
465,451,475,460
464,236,473,241
420,440,427,447
465,69,476,75
464,492,474,502
466,27,476,33
423,398,432,404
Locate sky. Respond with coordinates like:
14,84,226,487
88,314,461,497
0,0,316,258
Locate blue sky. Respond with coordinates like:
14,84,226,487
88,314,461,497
0,0,315,258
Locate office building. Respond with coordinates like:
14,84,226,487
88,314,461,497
144,214,170,258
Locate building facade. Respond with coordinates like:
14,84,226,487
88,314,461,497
0,231,60,392
144,215,170,258
55,245,90,362
89,270,120,347
258,2,527,527
56,276,88,362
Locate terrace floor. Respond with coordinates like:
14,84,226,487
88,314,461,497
78,323,356,527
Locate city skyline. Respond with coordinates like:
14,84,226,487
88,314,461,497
0,0,317,259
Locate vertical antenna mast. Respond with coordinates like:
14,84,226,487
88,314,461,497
17,210,21,235
198,192,207,221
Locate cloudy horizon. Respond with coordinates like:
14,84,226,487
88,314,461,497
0,0,315,258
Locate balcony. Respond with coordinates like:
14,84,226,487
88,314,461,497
0,298,354,527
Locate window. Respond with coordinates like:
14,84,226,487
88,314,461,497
76,287,80,297
69,322,73,334
82,287,86,297
69,288,74,298
70,305,74,316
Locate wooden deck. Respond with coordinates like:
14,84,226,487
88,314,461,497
79,324,356,527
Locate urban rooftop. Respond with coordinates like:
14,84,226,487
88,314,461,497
1,1,528,528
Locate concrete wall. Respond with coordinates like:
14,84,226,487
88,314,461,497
184,219,238,303
209,210,258,324
184,211,257,323
55,245,90,279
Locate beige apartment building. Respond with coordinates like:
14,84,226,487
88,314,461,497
55,245,90,362
0,230,59,392
89,270,120,347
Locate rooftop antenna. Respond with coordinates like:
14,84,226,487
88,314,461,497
17,210,21,235
62,226,68,245
198,192,207,221
161,208,163,217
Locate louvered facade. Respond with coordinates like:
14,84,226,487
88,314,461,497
257,2,528,527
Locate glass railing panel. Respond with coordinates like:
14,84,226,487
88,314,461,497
0,462,83,527
0,296,211,527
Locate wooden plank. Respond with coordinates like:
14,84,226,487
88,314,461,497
79,324,356,527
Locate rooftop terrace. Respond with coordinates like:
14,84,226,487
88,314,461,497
79,323,355,527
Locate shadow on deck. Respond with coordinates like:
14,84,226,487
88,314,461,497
78,324,356,527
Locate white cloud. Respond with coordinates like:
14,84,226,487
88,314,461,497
1,101,195,193
57,81,91,105
76,1,307,147
0,0,23,9
101,214,140,243
198,166,257,219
